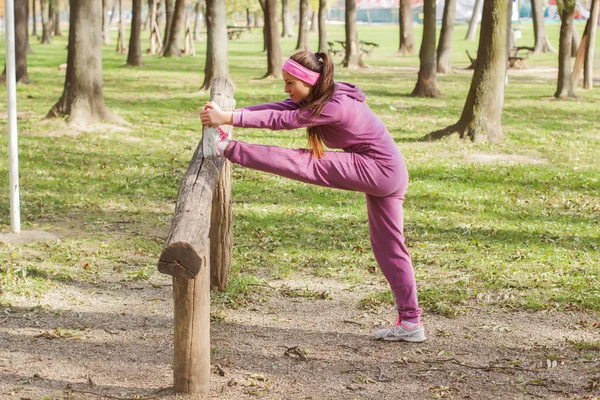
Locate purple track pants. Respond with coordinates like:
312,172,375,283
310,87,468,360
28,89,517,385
225,141,422,323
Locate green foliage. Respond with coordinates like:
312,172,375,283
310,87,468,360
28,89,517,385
0,22,598,320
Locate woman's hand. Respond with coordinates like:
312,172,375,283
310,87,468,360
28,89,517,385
200,101,233,126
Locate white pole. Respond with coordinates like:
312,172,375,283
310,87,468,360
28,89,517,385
4,0,21,233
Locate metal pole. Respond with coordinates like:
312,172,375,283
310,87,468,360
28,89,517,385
4,0,21,233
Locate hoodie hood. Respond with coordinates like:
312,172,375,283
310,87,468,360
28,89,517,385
334,81,366,102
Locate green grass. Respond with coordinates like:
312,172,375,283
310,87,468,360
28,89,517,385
0,23,599,317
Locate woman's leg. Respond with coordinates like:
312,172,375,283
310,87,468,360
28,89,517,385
366,193,422,323
225,141,399,196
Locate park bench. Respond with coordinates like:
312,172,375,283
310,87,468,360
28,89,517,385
359,40,379,57
466,46,533,70
227,26,246,40
327,41,345,57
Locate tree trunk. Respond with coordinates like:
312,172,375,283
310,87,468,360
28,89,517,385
583,0,599,89
437,0,456,73
102,0,111,44
296,0,309,50
46,0,122,127
465,0,482,41
531,0,555,53
318,0,328,53
108,0,117,24
398,0,415,54
281,0,294,37
571,17,589,88
263,0,282,78
571,22,580,57
1,0,30,84
426,0,510,142
194,1,203,41
163,0,175,52
53,7,61,36
163,0,186,57
555,2,576,98
412,0,440,97
310,7,318,32
127,0,144,66
343,0,364,68
32,0,38,37
200,0,229,90
259,0,267,52
40,0,52,43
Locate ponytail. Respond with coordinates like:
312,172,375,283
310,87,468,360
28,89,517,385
289,51,335,159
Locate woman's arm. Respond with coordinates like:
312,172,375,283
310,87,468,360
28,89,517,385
236,98,300,112
233,101,342,130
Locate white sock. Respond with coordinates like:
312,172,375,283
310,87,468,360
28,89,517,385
402,321,420,328
217,139,230,154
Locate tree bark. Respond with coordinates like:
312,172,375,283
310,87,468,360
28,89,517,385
398,0,415,54
583,0,599,89
53,2,61,36
163,0,186,57
40,0,52,43
263,0,283,78
412,0,440,96
318,0,328,53
296,0,309,50
465,0,482,41
1,0,30,84
32,0,38,37
46,0,122,127
310,7,318,32
426,0,510,142
343,0,364,68
162,0,175,52
209,160,233,291
102,0,111,44
555,1,576,98
282,0,295,37
437,0,456,73
200,0,229,90
127,0,144,66
194,1,203,41
571,22,580,57
160,78,234,394
531,0,555,53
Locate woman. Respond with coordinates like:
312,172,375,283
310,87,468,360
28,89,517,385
200,51,425,342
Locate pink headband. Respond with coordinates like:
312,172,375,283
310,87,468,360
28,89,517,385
282,58,320,85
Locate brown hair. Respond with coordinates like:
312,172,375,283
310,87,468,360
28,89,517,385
289,51,335,159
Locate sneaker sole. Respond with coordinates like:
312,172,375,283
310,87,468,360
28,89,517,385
379,335,426,343
202,126,220,159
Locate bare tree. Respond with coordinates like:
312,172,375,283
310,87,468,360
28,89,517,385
40,0,52,43
53,0,61,36
163,0,186,57
263,0,283,78
437,0,456,73
127,0,144,66
531,0,555,53
398,0,415,54
465,0,482,41
310,7,318,33
411,0,440,97
583,0,599,89
32,0,38,37
102,0,111,44
555,0,576,98
318,0,328,53
343,0,364,68
425,0,511,142
194,1,203,41
281,0,295,37
296,0,309,50
162,0,175,51
200,0,229,90
571,23,580,57
46,0,122,127
1,0,30,83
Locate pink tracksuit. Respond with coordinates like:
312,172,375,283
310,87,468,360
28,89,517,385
227,82,422,323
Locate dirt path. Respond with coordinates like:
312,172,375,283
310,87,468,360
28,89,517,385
1,275,599,400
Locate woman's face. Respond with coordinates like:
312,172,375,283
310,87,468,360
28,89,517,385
283,71,312,103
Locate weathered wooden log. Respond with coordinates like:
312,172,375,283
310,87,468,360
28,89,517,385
158,77,235,394
209,160,233,291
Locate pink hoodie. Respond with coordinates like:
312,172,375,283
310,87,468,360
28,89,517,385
232,82,403,166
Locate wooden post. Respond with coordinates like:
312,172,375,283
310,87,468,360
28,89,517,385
158,78,235,394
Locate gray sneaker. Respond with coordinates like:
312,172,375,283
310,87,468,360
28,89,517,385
202,125,231,159
375,322,426,342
